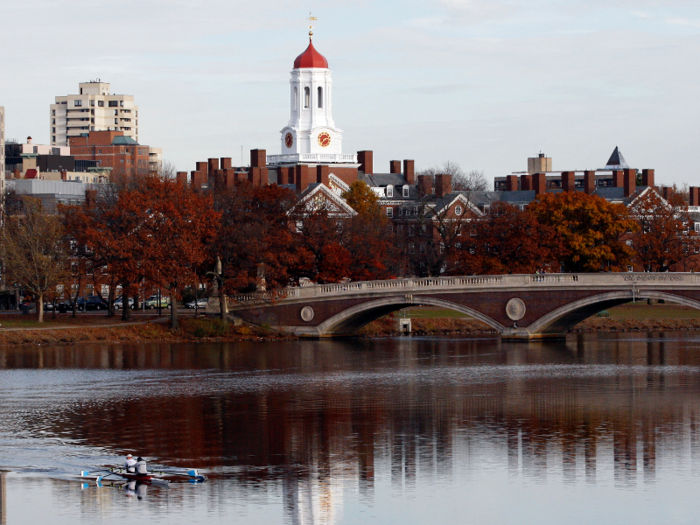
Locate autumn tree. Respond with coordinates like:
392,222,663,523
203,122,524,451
61,181,147,321
213,183,299,319
528,191,637,272
451,202,563,275
629,190,698,272
1,197,68,322
341,181,396,280
134,176,220,329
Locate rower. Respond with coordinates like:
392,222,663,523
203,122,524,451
124,454,137,473
135,456,148,475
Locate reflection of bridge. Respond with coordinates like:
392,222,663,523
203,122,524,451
214,273,700,340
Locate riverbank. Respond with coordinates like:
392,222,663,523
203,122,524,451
1,304,699,345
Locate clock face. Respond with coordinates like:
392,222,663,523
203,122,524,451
285,132,294,148
318,132,331,148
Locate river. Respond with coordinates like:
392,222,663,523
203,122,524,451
0,333,699,524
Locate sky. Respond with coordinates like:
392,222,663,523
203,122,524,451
1,0,699,186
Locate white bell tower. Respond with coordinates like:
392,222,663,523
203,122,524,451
279,33,345,160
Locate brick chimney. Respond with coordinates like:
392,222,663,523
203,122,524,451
417,174,433,196
561,171,576,192
520,174,533,191
642,169,655,187
196,161,208,174
389,160,401,174
583,171,596,194
533,173,547,195
176,171,188,186
506,175,518,191
623,168,636,197
661,186,674,201
434,174,452,198
207,158,219,177
403,160,415,185
358,150,373,174
690,187,700,207
85,190,97,209
250,149,266,168
220,157,232,170
612,170,624,188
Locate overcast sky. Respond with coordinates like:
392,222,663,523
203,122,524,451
1,0,699,186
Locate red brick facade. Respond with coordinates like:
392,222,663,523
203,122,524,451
69,131,151,175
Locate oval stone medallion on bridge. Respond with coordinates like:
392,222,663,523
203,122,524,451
505,298,526,321
300,306,315,322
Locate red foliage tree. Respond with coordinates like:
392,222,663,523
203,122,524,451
451,202,562,275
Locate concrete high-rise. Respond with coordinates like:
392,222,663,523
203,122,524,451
50,81,138,146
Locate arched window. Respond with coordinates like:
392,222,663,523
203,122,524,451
304,87,310,108
294,88,298,110
317,87,323,108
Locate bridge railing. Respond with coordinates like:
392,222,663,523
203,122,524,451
225,272,700,306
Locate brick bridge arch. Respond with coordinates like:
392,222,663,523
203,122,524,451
216,273,700,340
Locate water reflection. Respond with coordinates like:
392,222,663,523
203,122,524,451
2,333,700,524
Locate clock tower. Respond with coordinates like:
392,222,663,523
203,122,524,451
277,35,348,162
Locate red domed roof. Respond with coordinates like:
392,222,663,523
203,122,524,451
294,39,329,69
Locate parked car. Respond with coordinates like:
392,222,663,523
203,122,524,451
144,295,171,310
185,297,209,309
76,296,109,311
113,297,135,310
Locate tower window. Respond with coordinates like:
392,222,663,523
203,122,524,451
304,87,310,108
294,88,298,110
317,87,323,108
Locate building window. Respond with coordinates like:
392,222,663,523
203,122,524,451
387,223,393,234
74,100,82,107
409,225,415,236
318,87,323,108
98,100,104,107
109,101,118,107
296,220,304,232
456,242,462,249
120,101,124,107
115,119,118,125
52,110,55,116
386,207,393,218
386,186,393,198
420,244,426,254
304,87,310,108
397,224,404,235
455,205,463,216
403,186,409,198
90,100,95,107
294,87,298,110
409,243,415,254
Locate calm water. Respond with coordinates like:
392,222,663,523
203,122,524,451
1,333,700,524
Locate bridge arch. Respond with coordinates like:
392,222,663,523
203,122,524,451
312,296,506,336
527,290,700,336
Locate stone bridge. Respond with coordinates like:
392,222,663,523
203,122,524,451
210,273,700,339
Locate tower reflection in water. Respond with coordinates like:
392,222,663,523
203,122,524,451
3,333,700,524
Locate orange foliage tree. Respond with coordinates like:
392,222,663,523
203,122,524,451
528,192,637,272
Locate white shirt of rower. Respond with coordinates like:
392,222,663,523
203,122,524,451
136,459,147,475
125,457,137,473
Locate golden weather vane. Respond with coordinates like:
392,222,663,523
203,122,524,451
307,13,317,38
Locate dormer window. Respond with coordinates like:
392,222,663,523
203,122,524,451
403,186,409,198
386,185,393,198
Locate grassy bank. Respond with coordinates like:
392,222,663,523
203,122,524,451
0,316,291,346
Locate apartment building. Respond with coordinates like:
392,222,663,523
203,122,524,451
50,81,138,146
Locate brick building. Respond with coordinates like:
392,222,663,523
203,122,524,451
69,130,152,176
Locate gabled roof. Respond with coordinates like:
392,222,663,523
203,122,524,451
603,146,629,169
433,192,483,217
294,183,357,217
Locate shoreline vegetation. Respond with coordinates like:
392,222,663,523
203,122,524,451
1,304,699,346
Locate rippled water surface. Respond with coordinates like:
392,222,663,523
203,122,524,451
1,333,700,524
